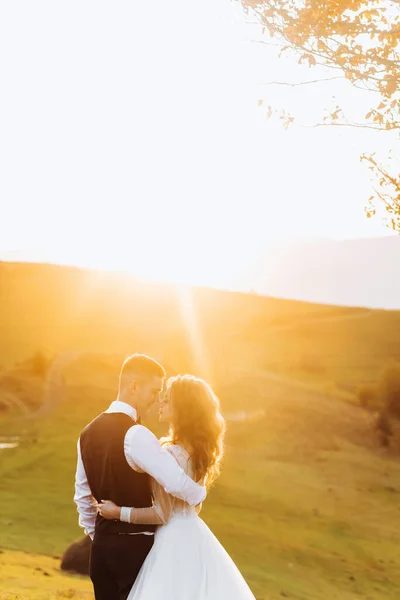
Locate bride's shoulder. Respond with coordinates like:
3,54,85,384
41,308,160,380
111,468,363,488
158,436,171,446
159,440,190,462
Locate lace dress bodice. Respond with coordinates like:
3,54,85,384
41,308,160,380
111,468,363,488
157,445,197,519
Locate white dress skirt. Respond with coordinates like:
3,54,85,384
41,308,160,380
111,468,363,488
127,445,256,600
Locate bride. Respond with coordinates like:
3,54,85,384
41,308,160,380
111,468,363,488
98,374,256,600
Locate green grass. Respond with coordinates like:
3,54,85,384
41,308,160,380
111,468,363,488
0,550,92,599
1,376,400,599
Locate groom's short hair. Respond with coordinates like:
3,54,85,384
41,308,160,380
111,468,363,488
119,354,166,384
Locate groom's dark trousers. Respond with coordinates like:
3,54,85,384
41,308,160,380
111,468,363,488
80,412,157,600
90,532,154,600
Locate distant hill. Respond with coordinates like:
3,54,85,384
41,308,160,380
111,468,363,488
246,235,400,309
1,260,400,405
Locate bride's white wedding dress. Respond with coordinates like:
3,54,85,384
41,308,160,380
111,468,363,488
127,444,256,600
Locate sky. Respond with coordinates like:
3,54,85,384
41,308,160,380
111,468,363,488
0,0,398,290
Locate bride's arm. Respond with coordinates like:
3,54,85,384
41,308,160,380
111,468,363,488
97,500,165,525
123,505,165,525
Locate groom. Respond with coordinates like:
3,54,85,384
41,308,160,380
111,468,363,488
74,354,206,600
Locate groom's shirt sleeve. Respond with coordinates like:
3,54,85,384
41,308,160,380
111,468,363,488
74,438,97,539
124,425,206,505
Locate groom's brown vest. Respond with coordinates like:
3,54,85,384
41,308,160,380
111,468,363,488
80,412,157,535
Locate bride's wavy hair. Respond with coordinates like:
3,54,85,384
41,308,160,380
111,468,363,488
163,375,225,488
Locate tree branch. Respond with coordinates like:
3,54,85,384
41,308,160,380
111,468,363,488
255,76,345,87
250,39,284,49
301,122,385,131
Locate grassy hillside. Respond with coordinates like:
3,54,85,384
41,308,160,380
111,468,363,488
1,261,400,404
1,261,400,599
0,550,92,599
1,370,400,599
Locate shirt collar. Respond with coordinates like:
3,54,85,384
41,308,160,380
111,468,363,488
105,400,137,422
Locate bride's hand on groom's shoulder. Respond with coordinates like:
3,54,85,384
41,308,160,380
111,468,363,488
98,500,121,520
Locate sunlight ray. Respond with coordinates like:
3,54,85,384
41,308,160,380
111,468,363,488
177,285,212,383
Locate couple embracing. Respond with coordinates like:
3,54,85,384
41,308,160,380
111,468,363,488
74,353,256,599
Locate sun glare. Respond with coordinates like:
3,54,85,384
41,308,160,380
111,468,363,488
176,285,211,381
0,0,390,292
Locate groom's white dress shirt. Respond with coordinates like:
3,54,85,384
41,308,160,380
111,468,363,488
74,400,206,539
